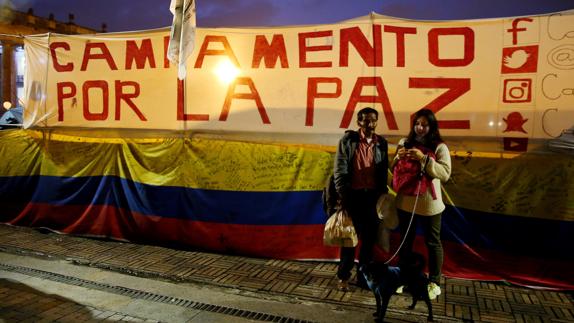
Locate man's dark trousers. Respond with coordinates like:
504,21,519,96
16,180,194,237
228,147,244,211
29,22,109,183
337,188,379,285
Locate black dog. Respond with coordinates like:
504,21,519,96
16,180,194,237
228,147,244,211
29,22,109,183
359,253,434,322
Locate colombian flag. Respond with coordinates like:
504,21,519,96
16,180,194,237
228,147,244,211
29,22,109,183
0,129,573,290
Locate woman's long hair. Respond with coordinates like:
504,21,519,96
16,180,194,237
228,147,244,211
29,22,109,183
405,108,443,149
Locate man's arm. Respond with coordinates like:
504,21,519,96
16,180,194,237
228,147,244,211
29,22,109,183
333,136,350,203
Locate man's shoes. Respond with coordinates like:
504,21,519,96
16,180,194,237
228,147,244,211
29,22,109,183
428,282,441,300
337,279,349,292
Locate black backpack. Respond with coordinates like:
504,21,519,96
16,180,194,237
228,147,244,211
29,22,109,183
322,174,338,217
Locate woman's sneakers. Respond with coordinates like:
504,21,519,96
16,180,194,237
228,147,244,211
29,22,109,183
428,282,441,300
397,283,440,299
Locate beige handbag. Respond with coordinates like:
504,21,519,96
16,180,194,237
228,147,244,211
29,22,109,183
323,209,358,247
376,221,391,252
376,193,399,230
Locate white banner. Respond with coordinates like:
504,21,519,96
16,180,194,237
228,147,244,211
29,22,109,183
24,11,574,140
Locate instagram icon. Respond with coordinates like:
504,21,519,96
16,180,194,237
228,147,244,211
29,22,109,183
503,78,532,103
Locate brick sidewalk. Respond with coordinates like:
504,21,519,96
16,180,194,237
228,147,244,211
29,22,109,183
0,224,572,322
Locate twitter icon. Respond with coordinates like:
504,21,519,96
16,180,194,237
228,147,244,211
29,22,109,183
501,45,538,74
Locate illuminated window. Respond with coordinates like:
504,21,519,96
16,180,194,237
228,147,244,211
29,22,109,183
15,45,25,107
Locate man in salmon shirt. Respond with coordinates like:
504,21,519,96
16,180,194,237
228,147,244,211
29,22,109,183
333,107,389,291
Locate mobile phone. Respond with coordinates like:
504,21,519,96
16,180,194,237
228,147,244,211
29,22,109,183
403,141,413,149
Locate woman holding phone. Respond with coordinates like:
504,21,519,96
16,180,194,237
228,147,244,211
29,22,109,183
390,108,451,300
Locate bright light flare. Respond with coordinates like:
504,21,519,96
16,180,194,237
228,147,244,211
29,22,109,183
214,59,240,84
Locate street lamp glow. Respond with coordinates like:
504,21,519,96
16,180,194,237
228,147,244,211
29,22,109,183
215,59,240,84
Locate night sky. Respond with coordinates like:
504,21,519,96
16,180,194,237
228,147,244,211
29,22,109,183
8,0,574,32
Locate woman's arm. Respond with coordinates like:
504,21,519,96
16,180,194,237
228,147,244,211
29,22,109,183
390,138,407,171
424,143,451,182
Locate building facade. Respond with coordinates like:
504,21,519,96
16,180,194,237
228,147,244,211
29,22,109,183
0,5,104,119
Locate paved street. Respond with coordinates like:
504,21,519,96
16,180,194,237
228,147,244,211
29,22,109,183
0,224,572,322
